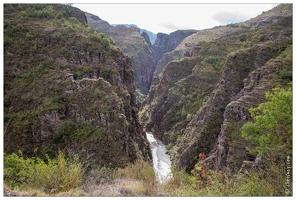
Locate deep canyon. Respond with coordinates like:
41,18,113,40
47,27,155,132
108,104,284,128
4,4,292,194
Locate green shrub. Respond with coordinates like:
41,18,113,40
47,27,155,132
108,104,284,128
194,171,275,196
100,67,113,79
204,55,224,70
4,151,84,194
164,168,199,196
29,151,83,193
4,151,35,188
279,69,292,80
240,41,252,48
259,35,265,41
94,88,101,98
241,87,292,155
73,70,84,80
55,120,95,142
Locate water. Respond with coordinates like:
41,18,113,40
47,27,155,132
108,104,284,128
146,132,173,184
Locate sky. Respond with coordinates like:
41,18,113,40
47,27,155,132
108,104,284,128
73,2,279,34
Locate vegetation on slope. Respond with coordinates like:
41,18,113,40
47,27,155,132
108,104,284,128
140,4,292,196
86,12,157,96
141,3,292,169
3,3,292,197
4,4,149,171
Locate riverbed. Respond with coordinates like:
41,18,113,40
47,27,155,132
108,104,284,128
146,132,172,184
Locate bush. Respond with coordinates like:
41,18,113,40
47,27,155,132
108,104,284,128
195,171,275,196
116,160,157,195
240,41,252,48
94,88,101,98
100,67,113,79
241,87,292,155
4,151,84,194
116,160,155,183
279,69,292,80
55,120,95,142
85,32,111,50
29,151,83,193
204,55,224,70
164,168,199,196
4,151,35,188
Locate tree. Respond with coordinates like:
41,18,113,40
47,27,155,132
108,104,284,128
241,86,292,156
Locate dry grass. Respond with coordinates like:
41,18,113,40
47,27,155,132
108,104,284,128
115,160,158,196
4,184,46,197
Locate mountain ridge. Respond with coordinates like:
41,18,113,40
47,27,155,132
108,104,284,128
140,4,292,172
111,23,157,44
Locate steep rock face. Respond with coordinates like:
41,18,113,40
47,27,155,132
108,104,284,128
214,44,292,173
111,23,157,44
153,30,197,66
140,4,292,172
153,26,239,77
154,4,293,78
4,4,150,167
174,35,291,170
86,13,156,95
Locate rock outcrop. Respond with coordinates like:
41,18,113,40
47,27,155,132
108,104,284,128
86,13,157,95
153,30,197,63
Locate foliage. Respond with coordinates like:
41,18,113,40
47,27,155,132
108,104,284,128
4,151,84,194
164,168,199,196
240,41,252,48
4,150,35,188
116,160,155,184
54,120,95,142
116,160,157,195
100,67,114,79
241,87,292,155
85,32,111,50
164,152,289,196
194,170,276,196
136,88,146,103
204,55,224,70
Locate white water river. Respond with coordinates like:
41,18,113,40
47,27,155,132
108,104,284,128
146,132,173,184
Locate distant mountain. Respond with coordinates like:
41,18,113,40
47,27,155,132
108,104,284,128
111,24,157,44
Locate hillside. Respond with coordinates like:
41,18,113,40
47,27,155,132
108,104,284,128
140,4,292,172
86,13,156,96
4,4,150,168
3,3,292,197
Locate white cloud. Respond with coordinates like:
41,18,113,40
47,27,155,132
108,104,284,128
213,11,249,24
73,3,281,34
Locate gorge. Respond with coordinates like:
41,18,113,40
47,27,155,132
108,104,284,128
3,3,292,196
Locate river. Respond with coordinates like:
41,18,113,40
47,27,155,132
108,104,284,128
145,132,173,184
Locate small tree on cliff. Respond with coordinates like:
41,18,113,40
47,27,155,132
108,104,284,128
241,86,292,156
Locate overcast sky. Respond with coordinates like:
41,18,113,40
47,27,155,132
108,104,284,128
73,3,279,34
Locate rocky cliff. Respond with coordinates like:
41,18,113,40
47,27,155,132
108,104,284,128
153,30,197,64
140,4,292,172
85,13,157,96
85,13,197,97
4,4,150,167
